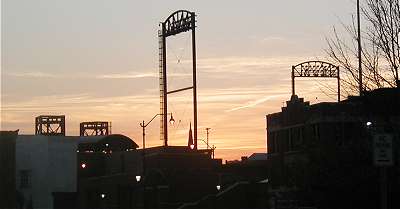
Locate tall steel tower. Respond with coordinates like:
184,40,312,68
159,10,198,149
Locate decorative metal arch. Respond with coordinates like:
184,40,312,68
163,10,195,37
291,61,340,102
159,10,198,149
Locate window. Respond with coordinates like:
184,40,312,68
313,124,320,141
120,154,125,173
20,170,32,189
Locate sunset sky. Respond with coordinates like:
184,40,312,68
1,0,355,160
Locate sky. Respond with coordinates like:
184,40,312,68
1,0,355,160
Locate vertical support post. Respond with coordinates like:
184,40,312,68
381,167,388,209
142,121,146,176
291,66,295,96
337,66,340,102
206,128,210,149
162,23,168,146
192,12,198,150
61,116,65,134
35,117,40,135
357,0,363,96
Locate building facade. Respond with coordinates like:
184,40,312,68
15,135,78,209
266,88,400,208
77,145,221,209
0,130,18,209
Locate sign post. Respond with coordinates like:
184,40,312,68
373,134,393,166
373,134,393,209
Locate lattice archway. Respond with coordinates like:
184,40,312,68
291,61,340,102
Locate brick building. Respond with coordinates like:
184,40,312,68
266,88,400,208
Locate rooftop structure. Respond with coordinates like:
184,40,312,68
79,121,110,136
35,115,65,136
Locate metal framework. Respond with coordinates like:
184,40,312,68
35,115,65,136
159,10,198,149
291,61,340,102
79,121,110,136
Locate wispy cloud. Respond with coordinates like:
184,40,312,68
96,72,157,79
97,72,191,79
260,36,286,43
6,72,59,78
195,56,309,75
227,95,284,112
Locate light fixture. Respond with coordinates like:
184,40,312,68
366,121,372,126
216,185,221,191
169,114,175,125
81,163,86,169
136,175,141,182
105,143,109,147
100,193,106,199
190,144,194,149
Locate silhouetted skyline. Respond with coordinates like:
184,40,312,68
2,0,355,160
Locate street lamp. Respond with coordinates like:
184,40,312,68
139,113,174,209
139,112,175,167
140,112,175,151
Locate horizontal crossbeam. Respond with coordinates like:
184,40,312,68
167,86,193,94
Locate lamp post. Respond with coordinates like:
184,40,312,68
139,112,175,173
140,113,175,150
139,113,174,209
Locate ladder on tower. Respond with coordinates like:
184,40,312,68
158,30,165,142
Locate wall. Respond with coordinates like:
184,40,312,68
16,135,77,209
0,131,17,209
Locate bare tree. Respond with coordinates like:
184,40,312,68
326,0,399,97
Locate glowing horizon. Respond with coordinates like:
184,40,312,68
1,0,354,160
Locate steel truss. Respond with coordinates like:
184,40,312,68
35,115,66,136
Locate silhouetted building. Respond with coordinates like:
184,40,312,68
15,135,78,209
77,134,139,209
10,131,137,209
174,153,270,209
78,145,221,209
222,153,268,186
178,181,269,209
0,130,18,209
266,88,400,209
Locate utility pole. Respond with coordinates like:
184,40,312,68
141,120,146,175
206,128,211,148
357,0,363,96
